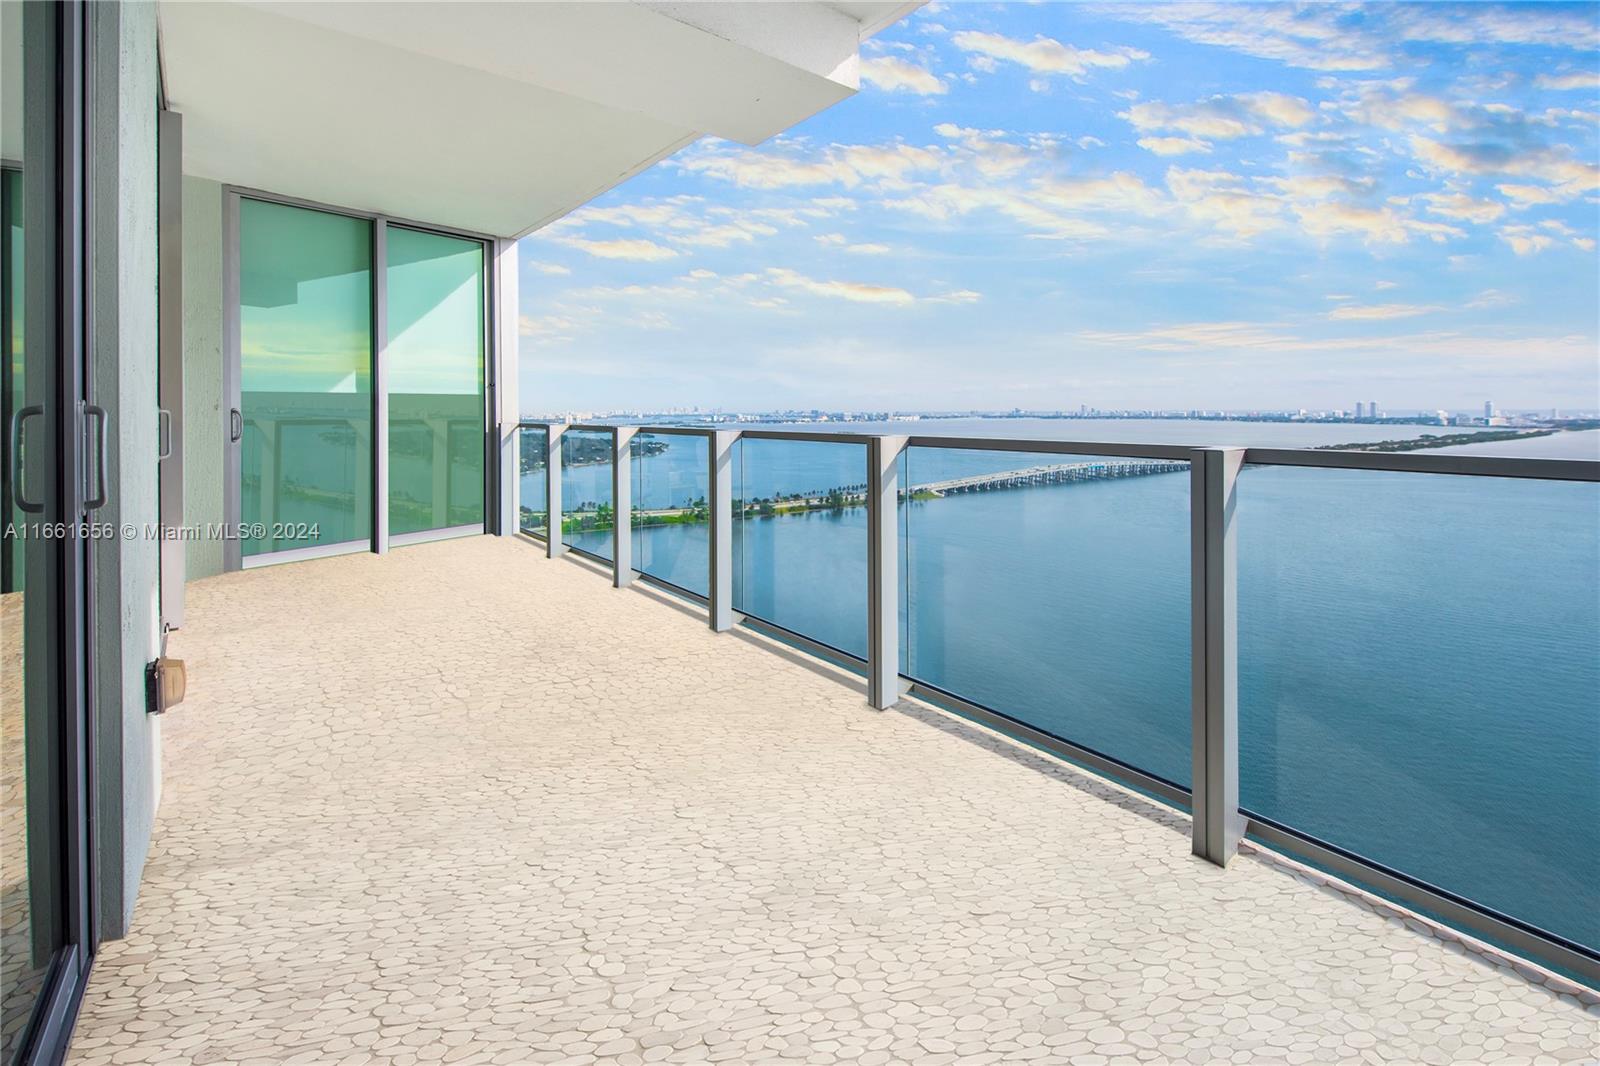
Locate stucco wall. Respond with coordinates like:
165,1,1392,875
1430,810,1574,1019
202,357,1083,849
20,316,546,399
181,176,224,579
91,0,161,939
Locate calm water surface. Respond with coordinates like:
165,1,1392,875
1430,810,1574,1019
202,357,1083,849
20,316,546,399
530,420,1599,951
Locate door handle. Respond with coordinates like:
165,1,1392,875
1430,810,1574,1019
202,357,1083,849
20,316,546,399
157,408,173,460
229,407,243,443
83,403,109,511
8,404,43,513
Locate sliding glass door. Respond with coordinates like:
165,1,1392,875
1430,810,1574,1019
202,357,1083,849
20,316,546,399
2,3,97,1061
229,198,489,567
237,199,374,561
385,227,485,539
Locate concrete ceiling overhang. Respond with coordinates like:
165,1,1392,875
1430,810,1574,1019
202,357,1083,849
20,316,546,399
159,1,920,239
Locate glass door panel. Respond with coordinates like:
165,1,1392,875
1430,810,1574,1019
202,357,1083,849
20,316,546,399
3,3,94,1060
384,227,484,537
238,198,373,558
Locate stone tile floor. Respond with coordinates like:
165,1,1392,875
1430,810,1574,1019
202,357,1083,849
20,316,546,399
68,536,1599,1065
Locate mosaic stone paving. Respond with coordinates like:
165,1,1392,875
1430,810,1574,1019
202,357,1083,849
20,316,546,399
67,536,1600,1065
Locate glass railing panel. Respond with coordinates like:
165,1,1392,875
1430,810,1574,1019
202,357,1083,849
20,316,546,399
519,426,548,538
632,432,709,597
734,437,868,658
900,447,1192,788
561,429,613,560
1239,466,1600,951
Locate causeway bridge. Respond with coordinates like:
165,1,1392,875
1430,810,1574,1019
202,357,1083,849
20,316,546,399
908,459,1187,497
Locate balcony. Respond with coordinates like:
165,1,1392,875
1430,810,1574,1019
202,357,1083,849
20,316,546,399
67,481,1597,1062
8,3,1593,1063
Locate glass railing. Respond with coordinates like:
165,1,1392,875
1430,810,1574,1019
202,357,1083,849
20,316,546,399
560,428,613,560
519,426,548,538
512,420,1600,982
631,430,710,597
734,435,869,659
1238,463,1600,952
900,445,1192,788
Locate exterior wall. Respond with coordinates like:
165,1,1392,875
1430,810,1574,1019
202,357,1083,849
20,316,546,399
180,176,224,579
90,0,161,939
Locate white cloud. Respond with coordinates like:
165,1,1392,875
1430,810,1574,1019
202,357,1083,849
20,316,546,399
1495,182,1564,208
1535,71,1600,91
679,141,943,190
1100,5,1392,71
1409,136,1600,200
762,268,980,308
1293,199,1462,245
519,314,579,340
1104,3,1598,72
529,263,571,276
1123,92,1316,142
1326,303,1441,321
814,233,891,255
1465,289,1518,310
860,56,948,96
950,30,1148,80
672,222,778,249
554,237,679,262
765,268,915,306
1418,191,1506,224
927,289,983,305
1165,168,1285,237
1073,320,1596,371
1496,221,1595,255
1137,136,1211,156
1343,91,1464,134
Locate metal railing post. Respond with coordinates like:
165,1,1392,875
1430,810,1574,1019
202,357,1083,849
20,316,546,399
868,436,907,709
372,220,389,555
612,426,636,588
1191,446,1245,866
708,430,738,632
546,424,565,558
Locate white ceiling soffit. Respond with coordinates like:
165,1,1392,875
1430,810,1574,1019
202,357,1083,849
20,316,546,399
159,1,921,239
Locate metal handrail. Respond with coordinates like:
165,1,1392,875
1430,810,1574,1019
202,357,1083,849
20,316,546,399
514,421,1600,483
1244,447,1597,482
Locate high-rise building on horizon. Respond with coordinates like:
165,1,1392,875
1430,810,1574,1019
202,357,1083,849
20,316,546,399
1485,400,1496,420
1355,401,1366,419
1370,400,1380,420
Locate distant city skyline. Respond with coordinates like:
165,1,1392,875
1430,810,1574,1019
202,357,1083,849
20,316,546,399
517,2,1600,413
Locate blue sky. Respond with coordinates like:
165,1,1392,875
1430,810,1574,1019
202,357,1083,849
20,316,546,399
517,2,1600,415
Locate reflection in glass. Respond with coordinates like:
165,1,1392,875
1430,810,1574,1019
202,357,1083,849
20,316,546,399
519,428,548,537
239,198,372,556
2,168,21,593
561,430,613,560
900,448,1192,786
0,160,41,1066
631,433,709,597
3,4,68,1051
734,438,868,657
1239,467,1600,951
385,227,484,536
